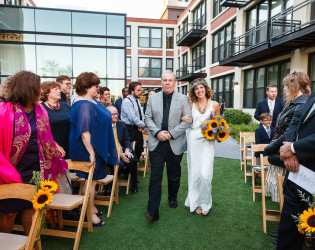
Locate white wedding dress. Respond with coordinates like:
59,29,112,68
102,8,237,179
185,101,215,213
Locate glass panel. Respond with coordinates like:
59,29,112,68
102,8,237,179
166,29,174,49
35,9,71,34
151,28,162,39
0,33,35,42
107,15,124,37
107,38,125,47
126,26,131,47
285,0,293,9
151,68,161,78
258,1,268,24
107,49,124,79
139,38,149,47
0,44,36,75
245,69,254,89
151,38,161,48
72,36,107,46
126,57,131,77
280,61,290,97
271,0,282,17
151,58,161,68
104,79,125,99
73,47,106,77
247,8,257,30
139,28,149,37
36,34,71,44
0,7,35,31
166,59,173,70
139,58,149,68
267,64,278,85
139,58,149,77
72,12,106,36
256,67,265,104
36,45,72,77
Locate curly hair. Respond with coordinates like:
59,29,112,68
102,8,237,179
283,72,311,105
188,78,214,103
40,81,61,102
1,71,41,107
74,72,100,96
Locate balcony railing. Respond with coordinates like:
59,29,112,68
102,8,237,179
176,23,208,46
176,65,207,82
271,0,315,40
220,0,251,8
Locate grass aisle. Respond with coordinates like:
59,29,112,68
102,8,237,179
42,156,279,249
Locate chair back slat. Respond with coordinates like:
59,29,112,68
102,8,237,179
143,134,149,141
244,135,256,144
251,144,269,152
277,173,285,212
66,160,91,173
0,183,36,201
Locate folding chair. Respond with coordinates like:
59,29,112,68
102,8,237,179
277,173,285,212
240,132,255,171
137,134,150,178
251,144,269,201
0,183,43,250
261,155,281,233
93,148,122,217
42,160,94,250
117,142,134,195
243,135,256,183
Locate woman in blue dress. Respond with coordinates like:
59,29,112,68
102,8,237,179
70,72,118,227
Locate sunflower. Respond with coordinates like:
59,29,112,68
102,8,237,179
217,129,229,142
40,180,58,193
299,208,315,233
209,120,219,129
32,189,53,210
203,128,215,141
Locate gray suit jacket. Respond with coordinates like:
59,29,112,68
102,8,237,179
144,91,192,155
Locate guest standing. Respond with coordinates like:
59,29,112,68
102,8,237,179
100,87,112,107
0,71,67,235
70,72,118,227
278,72,314,250
56,75,71,106
143,89,156,115
265,72,311,202
40,81,70,159
254,85,284,128
115,87,129,120
121,82,145,161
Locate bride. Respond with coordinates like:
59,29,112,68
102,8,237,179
181,78,220,215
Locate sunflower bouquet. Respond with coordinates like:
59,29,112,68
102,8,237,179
292,191,315,242
201,112,230,142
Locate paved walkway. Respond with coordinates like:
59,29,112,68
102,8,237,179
215,137,240,160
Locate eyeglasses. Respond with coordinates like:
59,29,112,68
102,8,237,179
291,71,296,75
111,113,119,116
263,119,272,122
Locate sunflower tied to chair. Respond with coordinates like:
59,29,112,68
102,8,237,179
292,191,315,242
200,112,230,142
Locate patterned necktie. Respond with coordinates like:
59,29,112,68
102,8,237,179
266,127,271,138
113,124,122,154
268,100,273,115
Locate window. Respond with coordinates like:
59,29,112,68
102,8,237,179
192,40,206,71
166,28,174,49
193,1,206,28
213,0,225,18
4,0,21,5
182,85,188,95
309,53,315,92
166,58,173,71
138,58,162,78
127,57,131,77
212,20,235,63
212,74,234,108
138,27,162,48
243,60,291,108
126,26,131,47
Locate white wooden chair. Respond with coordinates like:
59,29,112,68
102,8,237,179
42,160,94,250
277,173,285,212
137,134,150,178
0,183,43,250
243,135,256,183
240,132,255,171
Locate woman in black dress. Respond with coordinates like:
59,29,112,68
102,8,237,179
40,81,70,159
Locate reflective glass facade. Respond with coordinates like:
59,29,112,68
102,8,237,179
0,5,126,97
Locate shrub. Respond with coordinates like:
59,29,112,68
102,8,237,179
229,123,259,142
224,109,252,125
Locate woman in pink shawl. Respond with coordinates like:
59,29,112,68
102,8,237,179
0,71,68,235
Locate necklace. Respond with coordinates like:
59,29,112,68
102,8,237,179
196,100,208,114
46,101,61,111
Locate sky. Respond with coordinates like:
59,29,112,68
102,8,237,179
34,0,164,19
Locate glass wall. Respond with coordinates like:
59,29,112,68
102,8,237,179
0,5,126,98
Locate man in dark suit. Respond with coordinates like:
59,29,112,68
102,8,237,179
254,85,284,128
255,113,275,157
114,87,129,120
107,105,138,193
278,91,315,250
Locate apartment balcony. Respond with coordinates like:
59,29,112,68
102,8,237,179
176,65,207,82
220,0,251,8
270,0,315,48
176,23,208,46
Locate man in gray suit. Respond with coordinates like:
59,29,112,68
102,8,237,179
144,70,192,220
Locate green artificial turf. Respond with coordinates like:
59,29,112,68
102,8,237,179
41,156,281,250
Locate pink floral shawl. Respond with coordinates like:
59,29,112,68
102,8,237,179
0,102,68,184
